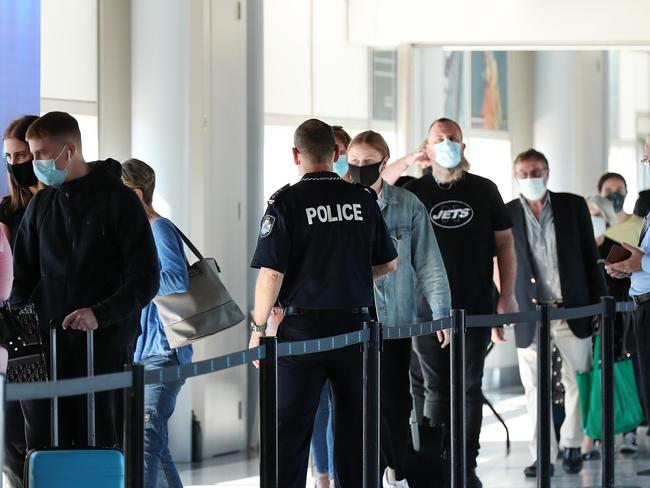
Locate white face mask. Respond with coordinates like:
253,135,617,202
591,216,606,238
518,177,547,201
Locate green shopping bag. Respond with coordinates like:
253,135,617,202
576,334,645,439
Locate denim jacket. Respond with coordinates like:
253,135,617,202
374,183,451,326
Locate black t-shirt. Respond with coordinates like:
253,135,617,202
0,196,26,250
251,171,397,309
405,172,512,314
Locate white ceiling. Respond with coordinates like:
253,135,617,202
348,0,650,49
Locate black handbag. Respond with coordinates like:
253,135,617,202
0,303,48,383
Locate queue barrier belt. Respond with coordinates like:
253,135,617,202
549,303,605,321
466,311,538,328
4,301,638,399
144,346,266,386
6,371,132,402
383,317,452,340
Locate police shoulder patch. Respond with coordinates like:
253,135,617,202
260,215,276,238
354,182,378,200
268,183,290,206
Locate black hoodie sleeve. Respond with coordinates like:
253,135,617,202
90,186,160,328
9,192,45,309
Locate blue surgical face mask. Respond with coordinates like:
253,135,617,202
433,139,462,169
333,154,349,178
33,146,70,188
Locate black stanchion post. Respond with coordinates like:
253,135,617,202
259,336,278,488
450,309,466,488
363,320,382,488
536,304,551,488
601,296,616,488
125,363,145,488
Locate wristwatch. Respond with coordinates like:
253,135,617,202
249,320,266,334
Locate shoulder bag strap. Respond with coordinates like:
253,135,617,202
172,224,222,272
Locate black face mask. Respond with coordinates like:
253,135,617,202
348,161,383,187
7,160,38,188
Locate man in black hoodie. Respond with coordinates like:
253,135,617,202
10,111,159,450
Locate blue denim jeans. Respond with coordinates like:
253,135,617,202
310,383,334,477
143,354,185,488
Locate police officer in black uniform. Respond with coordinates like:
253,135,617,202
249,119,398,488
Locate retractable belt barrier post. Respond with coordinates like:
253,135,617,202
450,309,467,488
259,336,278,488
363,320,382,488
536,304,551,488
125,363,145,488
601,296,616,488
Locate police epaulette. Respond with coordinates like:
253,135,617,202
354,182,378,200
268,183,290,205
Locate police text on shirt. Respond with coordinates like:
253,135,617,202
305,204,363,225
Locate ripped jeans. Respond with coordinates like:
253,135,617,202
143,354,185,488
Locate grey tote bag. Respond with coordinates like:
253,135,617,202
154,226,245,348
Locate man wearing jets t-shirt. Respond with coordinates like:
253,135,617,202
403,118,518,487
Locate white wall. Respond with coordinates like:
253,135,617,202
312,0,368,119
264,0,370,120
41,0,97,102
131,0,190,224
131,0,193,462
534,52,607,197
263,0,311,115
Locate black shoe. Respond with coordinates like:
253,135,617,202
523,462,554,478
466,469,483,488
562,447,583,474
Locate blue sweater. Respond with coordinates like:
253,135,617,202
134,218,193,364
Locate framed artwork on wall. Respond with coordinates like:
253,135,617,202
470,51,508,130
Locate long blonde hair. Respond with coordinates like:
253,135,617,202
348,130,391,159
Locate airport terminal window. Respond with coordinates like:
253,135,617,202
608,141,638,214
71,113,99,162
606,50,650,205
372,50,397,122
464,136,513,203
263,125,300,201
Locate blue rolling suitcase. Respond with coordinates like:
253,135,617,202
25,325,125,487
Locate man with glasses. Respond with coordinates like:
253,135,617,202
507,149,606,478
606,139,650,463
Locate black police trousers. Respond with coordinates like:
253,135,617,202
277,311,370,488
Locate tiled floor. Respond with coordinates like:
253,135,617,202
178,392,650,487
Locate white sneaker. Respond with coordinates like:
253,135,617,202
382,468,410,488
620,432,638,454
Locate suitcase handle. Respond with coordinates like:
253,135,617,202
49,320,95,448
